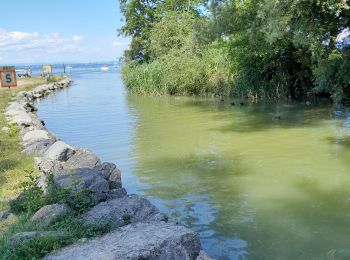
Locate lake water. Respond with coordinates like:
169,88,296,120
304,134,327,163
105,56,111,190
36,65,350,260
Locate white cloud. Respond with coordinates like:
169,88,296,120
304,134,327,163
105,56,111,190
0,28,83,53
0,28,130,63
0,28,88,63
112,41,128,47
73,35,84,42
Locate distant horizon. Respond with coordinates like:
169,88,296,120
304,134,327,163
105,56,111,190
9,60,122,67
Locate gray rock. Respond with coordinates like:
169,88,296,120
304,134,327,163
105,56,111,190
45,141,75,162
11,231,66,244
62,149,101,170
23,139,55,155
96,162,122,189
31,203,69,227
98,162,116,179
4,102,26,116
0,211,13,221
54,168,109,202
8,111,32,126
27,114,45,129
22,130,51,144
44,222,201,260
35,157,65,176
24,102,37,112
108,168,122,189
107,188,127,199
35,157,55,173
83,194,167,226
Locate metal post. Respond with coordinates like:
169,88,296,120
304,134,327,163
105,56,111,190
8,86,12,97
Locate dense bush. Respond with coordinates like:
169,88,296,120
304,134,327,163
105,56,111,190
122,12,232,96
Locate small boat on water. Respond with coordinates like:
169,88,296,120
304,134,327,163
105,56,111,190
101,65,109,71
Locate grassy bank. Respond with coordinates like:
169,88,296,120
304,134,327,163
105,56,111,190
0,77,61,208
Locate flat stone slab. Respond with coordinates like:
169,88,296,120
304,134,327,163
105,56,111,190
44,222,201,260
83,194,167,226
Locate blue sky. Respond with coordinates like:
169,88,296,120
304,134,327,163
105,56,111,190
0,0,130,64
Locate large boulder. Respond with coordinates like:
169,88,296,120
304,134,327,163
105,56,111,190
62,149,101,170
8,111,32,126
4,102,26,116
44,222,201,260
53,168,109,202
83,194,167,226
22,130,51,145
31,203,69,227
45,141,75,162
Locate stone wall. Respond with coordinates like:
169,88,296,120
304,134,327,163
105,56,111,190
4,78,212,260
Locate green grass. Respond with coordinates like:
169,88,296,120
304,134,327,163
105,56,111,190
0,77,65,204
0,77,62,235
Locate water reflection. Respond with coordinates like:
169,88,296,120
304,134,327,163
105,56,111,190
127,95,350,259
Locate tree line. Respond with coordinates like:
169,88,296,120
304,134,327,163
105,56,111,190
119,0,350,102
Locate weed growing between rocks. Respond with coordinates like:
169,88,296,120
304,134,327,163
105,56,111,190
0,173,117,259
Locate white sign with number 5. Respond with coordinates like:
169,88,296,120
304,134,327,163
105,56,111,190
0,66,17,88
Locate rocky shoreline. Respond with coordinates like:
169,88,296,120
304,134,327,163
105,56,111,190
3,78,212,259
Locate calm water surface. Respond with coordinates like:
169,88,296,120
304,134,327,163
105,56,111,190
36,66,350,260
